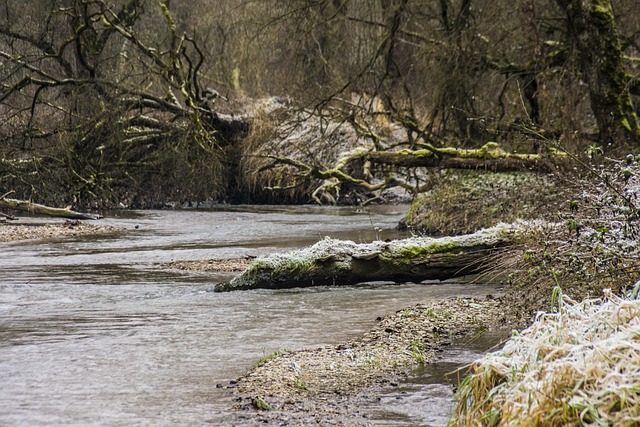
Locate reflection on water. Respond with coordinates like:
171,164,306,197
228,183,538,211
0,206,500,426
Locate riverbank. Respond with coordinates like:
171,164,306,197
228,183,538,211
3,194,636,425
0,220,122,243
228,295,509,426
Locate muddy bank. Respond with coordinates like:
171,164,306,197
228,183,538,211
229,296,509,426
0,221,122,243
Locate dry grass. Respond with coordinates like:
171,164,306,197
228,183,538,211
237,97,406,204
450,287,640,427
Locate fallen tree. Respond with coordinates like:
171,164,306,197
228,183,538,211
247,101,569,205
0,1,250,208
364,142,563,173
0,198,101,220
215,222,528,292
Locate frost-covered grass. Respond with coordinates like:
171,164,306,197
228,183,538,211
499,160,640,324
450,287,640,427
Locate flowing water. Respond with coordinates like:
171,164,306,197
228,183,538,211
0,206,499,426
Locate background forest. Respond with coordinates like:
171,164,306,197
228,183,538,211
1,0,639,208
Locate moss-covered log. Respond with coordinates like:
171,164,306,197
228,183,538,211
215,223,524,291
365,144,556,173
259,141,567,204
365,141,570,173
0,198,101,220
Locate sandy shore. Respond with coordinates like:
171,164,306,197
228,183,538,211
163,258,253,272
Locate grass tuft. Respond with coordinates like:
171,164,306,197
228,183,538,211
450,290,640,426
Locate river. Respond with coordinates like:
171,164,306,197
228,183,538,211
0,206,499,426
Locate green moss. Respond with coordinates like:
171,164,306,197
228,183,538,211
412,149,435,158
429,142,542,160
252,396,273,411
592,0,613,16
395,240,458,258
478,142,501,158
256,349,290,367
377,238,460,269
231,65,241,91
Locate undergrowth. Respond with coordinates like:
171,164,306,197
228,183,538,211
402,170,569,236
498,158,640,324
450,157,640,426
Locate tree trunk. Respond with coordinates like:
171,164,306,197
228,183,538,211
214,224,520,291
0,198,102,220
556,0,640,145
365,147,556,173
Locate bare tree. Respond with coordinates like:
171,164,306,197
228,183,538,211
1,0,638,207
0,0,247,207
235,0,639,204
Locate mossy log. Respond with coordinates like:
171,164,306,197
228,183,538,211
0,198,102,220
365,142,561,173
215,223,523,292
260,142,567,204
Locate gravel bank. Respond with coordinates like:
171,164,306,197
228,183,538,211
163,258,253,272
0,220,121,242
229,296,509,426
